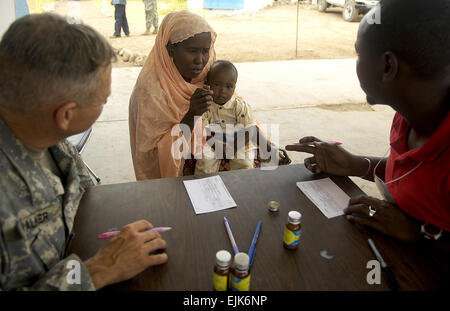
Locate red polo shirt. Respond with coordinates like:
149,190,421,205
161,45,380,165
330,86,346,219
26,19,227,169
385,111,450,232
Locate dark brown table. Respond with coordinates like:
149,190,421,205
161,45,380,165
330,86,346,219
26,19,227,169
70,164,447,290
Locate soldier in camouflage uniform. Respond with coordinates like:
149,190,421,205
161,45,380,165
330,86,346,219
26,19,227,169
0,14,168,291
143,0,158,35
0,118,96,290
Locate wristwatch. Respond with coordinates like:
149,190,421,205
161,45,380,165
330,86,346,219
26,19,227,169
420,223,443,240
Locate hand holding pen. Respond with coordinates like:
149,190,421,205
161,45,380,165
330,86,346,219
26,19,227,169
285,136,362,176
85,220,168,290
98,227,172,239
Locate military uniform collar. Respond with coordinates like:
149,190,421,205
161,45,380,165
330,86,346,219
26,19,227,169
0,116,61,207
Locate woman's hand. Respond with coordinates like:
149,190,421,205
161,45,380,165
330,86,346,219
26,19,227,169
189,86,213,116
285,136,368,176
181,87,213,130
345,196,421,242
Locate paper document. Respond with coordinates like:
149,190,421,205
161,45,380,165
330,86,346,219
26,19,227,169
183,175,237,214
296,178,350,219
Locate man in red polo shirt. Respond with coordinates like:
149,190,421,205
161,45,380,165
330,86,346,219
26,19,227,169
286,0,449,243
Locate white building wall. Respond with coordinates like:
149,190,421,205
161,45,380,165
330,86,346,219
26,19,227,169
0,0,15,39
188,0,277,11
187,0,204,9
244,0,274,11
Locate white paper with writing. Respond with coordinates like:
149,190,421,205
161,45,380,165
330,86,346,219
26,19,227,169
296,178,350,218
183,175,237,214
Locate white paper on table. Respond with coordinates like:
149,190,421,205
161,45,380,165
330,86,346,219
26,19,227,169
296,178,351,219
183,175,237,214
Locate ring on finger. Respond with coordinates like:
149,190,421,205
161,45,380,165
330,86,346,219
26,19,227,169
306,157,316,165
368,205,377,217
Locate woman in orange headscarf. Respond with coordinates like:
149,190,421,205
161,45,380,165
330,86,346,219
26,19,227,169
129,10,216,180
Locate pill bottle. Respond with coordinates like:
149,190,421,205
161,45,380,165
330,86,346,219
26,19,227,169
230,252,251,291
268,201,280,212
213,250,232,291
283,211,302,249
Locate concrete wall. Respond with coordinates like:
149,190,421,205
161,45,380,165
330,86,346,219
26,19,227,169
0,0,15,39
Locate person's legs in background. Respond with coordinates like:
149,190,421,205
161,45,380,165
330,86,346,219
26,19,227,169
150,7,158,34
143,0,158,35
113,4,123,37
121,4,130,36
144,10,152,35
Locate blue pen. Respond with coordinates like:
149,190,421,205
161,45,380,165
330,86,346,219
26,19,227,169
224,217,239,255
248,221,262,267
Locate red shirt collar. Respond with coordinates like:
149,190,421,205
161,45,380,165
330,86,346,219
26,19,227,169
390,110,450,162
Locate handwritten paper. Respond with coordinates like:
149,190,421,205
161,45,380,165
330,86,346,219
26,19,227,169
296,178,350,219
183,175,237,214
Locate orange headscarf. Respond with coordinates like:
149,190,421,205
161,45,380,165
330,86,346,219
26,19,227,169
129,10,216,180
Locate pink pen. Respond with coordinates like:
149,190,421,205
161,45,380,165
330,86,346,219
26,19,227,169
298,140,342,146
97,227,172,240
328,141,343,146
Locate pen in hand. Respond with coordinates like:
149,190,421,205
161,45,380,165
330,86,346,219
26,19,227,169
98,227,172,240
297,140,342,146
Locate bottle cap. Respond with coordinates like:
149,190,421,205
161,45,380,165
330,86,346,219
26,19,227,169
216,250,232,268
268,201,280,212
233,252,249,271
288,211,302,225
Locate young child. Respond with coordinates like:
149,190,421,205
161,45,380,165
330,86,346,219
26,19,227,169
195,60,266,175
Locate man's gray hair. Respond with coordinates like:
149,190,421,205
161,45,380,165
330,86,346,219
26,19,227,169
0,13,116,114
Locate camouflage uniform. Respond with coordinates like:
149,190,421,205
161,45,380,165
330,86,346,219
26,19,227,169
144,0,158,30
0,117,95,290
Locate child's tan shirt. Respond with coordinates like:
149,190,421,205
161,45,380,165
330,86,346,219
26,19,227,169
202,95,256,132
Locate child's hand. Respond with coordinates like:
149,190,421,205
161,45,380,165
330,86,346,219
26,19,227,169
279,148,291,165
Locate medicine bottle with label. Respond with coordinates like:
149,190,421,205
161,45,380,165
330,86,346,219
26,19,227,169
230,252,251,291
283,211,302,249
213,250,232,291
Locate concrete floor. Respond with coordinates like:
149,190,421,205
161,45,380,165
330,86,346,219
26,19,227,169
81,58,395,198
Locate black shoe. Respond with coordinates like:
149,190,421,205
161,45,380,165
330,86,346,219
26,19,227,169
110,34,121,39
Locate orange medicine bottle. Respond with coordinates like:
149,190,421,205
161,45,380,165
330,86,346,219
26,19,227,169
230,252,251,291
213,250,232,291
283,211,302,249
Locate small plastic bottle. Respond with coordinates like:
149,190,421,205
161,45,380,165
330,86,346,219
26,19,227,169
283,211,302,249
230,252,251,291
213,250,232,291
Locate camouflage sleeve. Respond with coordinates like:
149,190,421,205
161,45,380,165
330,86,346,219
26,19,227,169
0,252,96,291
0,230,8,290
60,140,95,189
28,254,96,291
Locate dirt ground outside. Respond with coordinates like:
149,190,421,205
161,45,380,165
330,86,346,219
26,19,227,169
53,0,361,67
